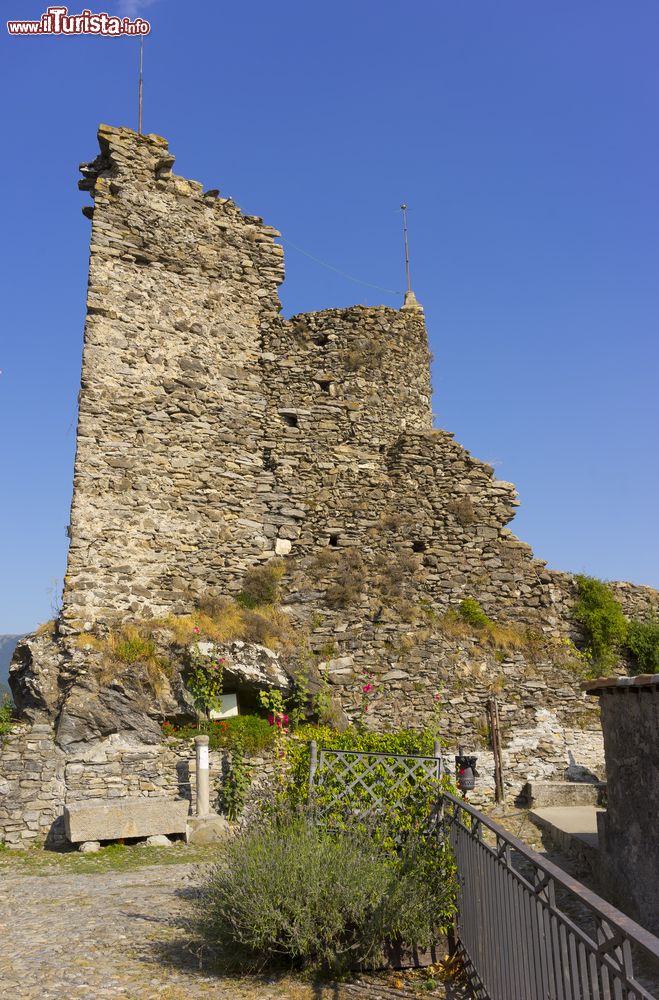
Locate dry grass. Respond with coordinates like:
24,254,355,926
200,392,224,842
161,599,298,652
35,620,56,637
439,609,532,654
75,625,173,697
446,497,476,526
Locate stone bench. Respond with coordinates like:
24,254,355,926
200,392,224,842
64,797,189,844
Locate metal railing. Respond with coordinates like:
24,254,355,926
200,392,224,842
443,792,659,1000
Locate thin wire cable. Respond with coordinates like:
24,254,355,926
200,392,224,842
280,238,402,296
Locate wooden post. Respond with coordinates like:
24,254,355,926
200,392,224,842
488,698,505,803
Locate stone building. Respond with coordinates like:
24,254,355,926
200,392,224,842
2,124,658,847
586,675,659,936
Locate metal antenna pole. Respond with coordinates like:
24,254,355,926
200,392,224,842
400,203,411,293
138,37,144,135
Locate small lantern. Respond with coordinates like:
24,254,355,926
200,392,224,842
455,746,479,795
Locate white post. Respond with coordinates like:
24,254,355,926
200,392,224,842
195,735,210,817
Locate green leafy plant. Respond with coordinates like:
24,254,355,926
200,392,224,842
0,697,14,741
196,812,456,974
162,715,276,754
285,725,454,849
626,617,659,674
573,576,628,674
185,641,225,723
259,688,289,788
219,738,252,821
458,598,491,629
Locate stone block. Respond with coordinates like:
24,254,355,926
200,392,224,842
79,841,101,853
64,797,189,843
186,814,230,845
145,834,172,847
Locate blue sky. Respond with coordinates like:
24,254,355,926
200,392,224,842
1,0,657,634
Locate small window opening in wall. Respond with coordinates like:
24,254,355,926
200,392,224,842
378,444,386,453
317,380,332,393
328,533,340,547
412,540,427,552
282,412,298,427
314,333,330,347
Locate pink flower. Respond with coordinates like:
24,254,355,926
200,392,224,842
267,713,275,726
362,683,372,694
434,692,441,702
364,704,369,712
193,626,200,634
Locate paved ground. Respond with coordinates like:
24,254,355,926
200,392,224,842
529,805,602,850
0,853,469,1000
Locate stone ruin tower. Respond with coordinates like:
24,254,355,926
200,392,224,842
4,125,659,848
64,125,434,627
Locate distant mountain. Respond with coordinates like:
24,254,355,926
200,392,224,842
0,635,23,701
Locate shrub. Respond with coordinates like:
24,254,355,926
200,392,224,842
573,576,628,673
238,560,285,608
447,498,476,526
626,617,659,674
0,697,13,740
162,599,297,653
458,599,491,629
325,550,366,608
196,813,455,973
218,739,252,820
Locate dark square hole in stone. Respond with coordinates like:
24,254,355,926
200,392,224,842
412,540,427,552
328,533,340,547
314,333,330,347
282,413,298,427
317,380,332,393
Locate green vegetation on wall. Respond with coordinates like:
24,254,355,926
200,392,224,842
0,698,14,741
625,617,659,674
573,576,659,676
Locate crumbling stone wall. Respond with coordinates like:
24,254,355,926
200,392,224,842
0,728,275,848
64,124,284,627
63,124,658,642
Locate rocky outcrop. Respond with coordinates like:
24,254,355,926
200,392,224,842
9,627,296,752
9,631,65,722
197,640,294,696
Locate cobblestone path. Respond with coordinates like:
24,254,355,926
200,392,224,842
0,861,468,1000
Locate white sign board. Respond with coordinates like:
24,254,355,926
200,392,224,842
209,693,239,720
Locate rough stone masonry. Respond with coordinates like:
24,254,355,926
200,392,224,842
3,125,659,846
